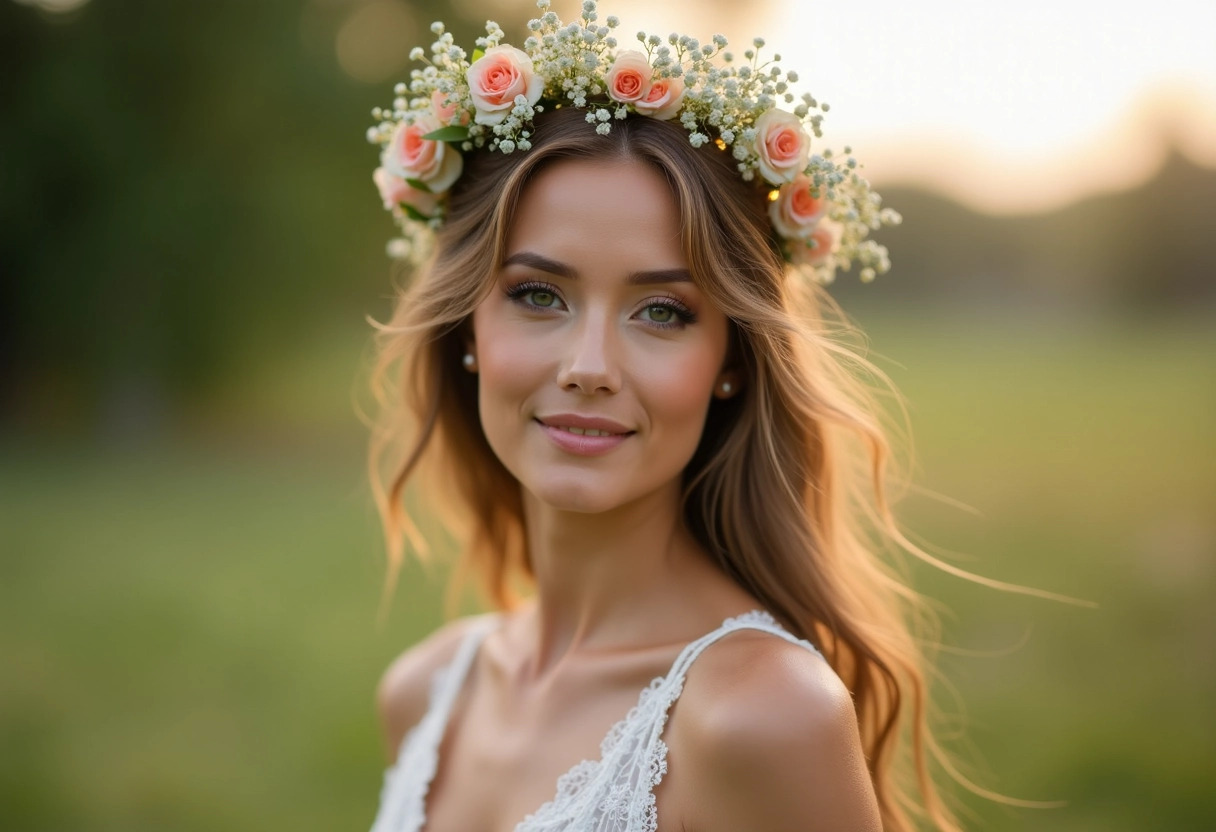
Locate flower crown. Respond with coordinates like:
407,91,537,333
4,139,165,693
367,0,900,284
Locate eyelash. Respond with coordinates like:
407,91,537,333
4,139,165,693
504,280,698,329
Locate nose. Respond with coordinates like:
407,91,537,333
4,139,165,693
555,311,621,395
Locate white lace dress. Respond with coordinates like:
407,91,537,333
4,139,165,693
369,610,826,832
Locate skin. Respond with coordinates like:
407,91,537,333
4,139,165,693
377,159,881,832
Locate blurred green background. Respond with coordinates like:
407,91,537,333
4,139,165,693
2,1,1213,830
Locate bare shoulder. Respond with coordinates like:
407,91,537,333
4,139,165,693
666,629,881,832
375,616,486,763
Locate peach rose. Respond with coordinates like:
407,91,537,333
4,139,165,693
633,76,685,121
373,167,439,217
381,115,463,193
753,108,810,185
466,44,542,126
430,90,469,127
768,175,827,239
606,50,653,104
789,225,836,267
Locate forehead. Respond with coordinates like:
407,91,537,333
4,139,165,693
505,158,686,271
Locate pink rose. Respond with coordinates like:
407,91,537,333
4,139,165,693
789,225,836,267
373,166,439,217
431,90,469,127
633,76,685,121
466,44,542,126
606,50,652,104
768,175,827,239
381,114,463,193
753,108,810,185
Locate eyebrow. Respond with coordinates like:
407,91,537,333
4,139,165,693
501,251,691,285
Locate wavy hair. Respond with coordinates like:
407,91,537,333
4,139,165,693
368,106,966,831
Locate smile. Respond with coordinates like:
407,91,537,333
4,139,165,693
534,417,635,456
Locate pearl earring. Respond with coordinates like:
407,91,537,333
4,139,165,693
463,354,476,370
720,381,733,395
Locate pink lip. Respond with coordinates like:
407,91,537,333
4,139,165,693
535,414,635,457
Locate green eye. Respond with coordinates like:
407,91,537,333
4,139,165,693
645,305,674,323
530,290,556,307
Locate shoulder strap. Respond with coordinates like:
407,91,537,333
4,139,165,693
427,613,499,725
595,611,828,828
371,614,500,832
662,610,824,693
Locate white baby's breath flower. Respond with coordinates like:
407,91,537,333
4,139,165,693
386,238,411,259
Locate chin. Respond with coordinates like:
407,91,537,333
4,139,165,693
526,477,627,515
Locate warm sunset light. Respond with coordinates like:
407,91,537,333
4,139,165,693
604,0,1216,213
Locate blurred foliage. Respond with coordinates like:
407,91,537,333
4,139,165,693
3,1,1215,831
0,0,495,433
831,151,1216,312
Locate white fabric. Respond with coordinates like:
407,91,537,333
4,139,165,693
369,610,825,832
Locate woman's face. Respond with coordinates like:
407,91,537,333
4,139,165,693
470,158,734,515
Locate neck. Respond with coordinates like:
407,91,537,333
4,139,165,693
517,481,721,675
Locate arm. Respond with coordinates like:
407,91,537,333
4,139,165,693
666,632,882,832
375,617,480,764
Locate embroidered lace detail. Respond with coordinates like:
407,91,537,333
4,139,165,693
368,610,825,832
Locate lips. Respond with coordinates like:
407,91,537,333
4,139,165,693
535,414,635,456
535,414,635,435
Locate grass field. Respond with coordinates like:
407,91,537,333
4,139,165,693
3,312,1213,831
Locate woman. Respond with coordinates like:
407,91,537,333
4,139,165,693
364,4,953,830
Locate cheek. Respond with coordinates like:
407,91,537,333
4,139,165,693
633,334,726,448
470,303,554,441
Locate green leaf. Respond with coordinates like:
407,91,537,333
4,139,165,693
471,48,485,63
421,125,470,143
404,177,433,193
402,203,432,223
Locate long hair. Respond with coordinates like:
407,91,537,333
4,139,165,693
368,107,961,831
